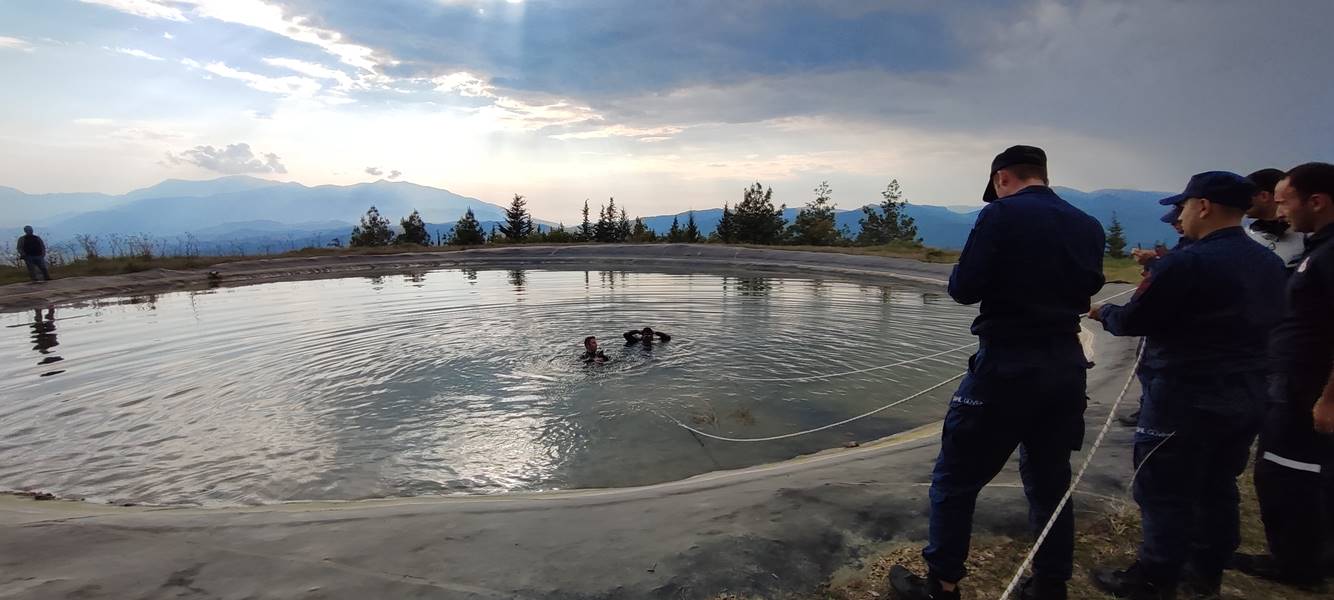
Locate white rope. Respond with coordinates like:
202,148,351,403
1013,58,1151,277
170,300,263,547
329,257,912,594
668,371,966,443
731,343,976,382
726,285,1135,384
996,343,1144,600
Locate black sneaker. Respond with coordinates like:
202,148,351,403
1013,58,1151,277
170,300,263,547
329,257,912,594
1018,576,1067,600
1230,552,1327,593
1117,410,1140,427
1090,562,1176,600
888,565,960,600
1177,564,1220,600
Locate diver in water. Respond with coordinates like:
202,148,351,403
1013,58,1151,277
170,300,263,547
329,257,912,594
624,327,671,345
581,336,609,364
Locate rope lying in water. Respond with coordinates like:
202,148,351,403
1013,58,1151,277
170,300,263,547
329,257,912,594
666,371,967,443
667,286,1139,444
728,287,1136,384
996,343,1143,600
731,343,977,382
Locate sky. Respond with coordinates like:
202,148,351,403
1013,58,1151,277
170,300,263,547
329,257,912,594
1,0,1331,222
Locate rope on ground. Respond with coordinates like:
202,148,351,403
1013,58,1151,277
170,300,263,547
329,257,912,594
996,343,1144,600
667,371,966,443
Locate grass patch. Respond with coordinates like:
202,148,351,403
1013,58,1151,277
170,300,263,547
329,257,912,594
810,470,1317,600
1103,257,1143,284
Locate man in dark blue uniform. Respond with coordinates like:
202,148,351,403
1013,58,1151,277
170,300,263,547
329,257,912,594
890,146,1105,600
1232,162,1334,591
1088,172,1286,599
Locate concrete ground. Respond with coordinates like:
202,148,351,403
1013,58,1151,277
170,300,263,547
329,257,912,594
0,249,1141,600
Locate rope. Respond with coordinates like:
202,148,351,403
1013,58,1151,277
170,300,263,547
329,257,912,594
667,371,966,443
731,343,976,382
727,285,1135,384
996,343,1144,600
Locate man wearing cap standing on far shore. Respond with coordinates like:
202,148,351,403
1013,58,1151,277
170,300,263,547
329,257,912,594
890,145,1105,600
1089,171,1286,599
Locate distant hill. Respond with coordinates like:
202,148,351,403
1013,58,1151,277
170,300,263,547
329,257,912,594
2,176,1184,253
9,178,509,241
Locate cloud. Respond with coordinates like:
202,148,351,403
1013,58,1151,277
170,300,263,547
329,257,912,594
79,0,386,72
262,57,358,91
199,61,322,98
164,143,287,174
111,47,165,61
433,72,494,98
79,0,188,22
0,36,34,52
364,166,382,176
162,32,174,40
388,170,401,179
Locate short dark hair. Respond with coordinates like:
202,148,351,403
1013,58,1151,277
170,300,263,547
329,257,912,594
1002,163,1049,185
1247,168,1285,194
641,327,654,336
1284,162,1334,199
584,336,596,345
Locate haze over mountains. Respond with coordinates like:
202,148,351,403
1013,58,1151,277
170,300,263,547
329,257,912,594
3,176,1181,253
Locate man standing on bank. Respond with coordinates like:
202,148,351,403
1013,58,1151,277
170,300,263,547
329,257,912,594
17,226,51,282
1233,162,1334,592
890,146,1105,600
1089,172,1286,599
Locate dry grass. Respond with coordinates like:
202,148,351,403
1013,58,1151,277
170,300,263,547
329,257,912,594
807,470,1317,600
1103,257,1143,284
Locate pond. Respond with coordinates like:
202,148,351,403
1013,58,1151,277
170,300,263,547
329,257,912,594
0,268,977,506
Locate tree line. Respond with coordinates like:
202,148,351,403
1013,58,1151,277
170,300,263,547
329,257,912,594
348,179,922,248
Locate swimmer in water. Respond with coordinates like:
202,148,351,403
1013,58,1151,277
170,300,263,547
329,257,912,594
623,326,671,346
581,336,609,364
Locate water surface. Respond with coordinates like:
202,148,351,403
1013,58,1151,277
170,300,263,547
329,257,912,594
0,269,976,506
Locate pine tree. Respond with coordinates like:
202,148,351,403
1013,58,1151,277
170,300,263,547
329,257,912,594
631,218,656,243
716,203,736,243
733,182,786,244
788,181,842,246
617,208,631,242
857,179,919,246
578,199,593,241
488,224,500,244
449,208,486,245
395,210,431,246
667,216,683,242
499,194,533,242
684,211,701,243
1106,212,1128,258
595,198,617,242
350,205,394,247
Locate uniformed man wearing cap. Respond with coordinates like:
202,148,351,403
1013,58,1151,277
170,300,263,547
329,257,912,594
890,146,1105,600
1231,162,1334,591
1088,171,1287,599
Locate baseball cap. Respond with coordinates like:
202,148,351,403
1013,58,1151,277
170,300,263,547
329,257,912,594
983,145,1047,202
1160,206,1181,224
1158,171,1256,210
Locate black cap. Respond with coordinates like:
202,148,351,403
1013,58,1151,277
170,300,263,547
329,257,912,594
1158,171,1256,211
983,145,1047,202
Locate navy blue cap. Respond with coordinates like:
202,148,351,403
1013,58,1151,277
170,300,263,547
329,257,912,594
1158,171,1257,210
1160,206,1181,224
983,145,1047,202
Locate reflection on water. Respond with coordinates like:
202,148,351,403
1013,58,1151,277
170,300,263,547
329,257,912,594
0,269,977,506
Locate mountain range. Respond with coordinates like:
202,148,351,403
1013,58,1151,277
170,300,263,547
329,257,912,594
2,176,1184,254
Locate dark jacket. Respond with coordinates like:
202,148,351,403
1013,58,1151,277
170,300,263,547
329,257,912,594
1100,226,1286,375
17,234,45,258
1268,223,1334,404
949,185,1105,342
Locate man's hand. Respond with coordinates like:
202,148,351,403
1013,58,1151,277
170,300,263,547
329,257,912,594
1314,396,1334,434
1131,248,1158,266
1087,304,1104,322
